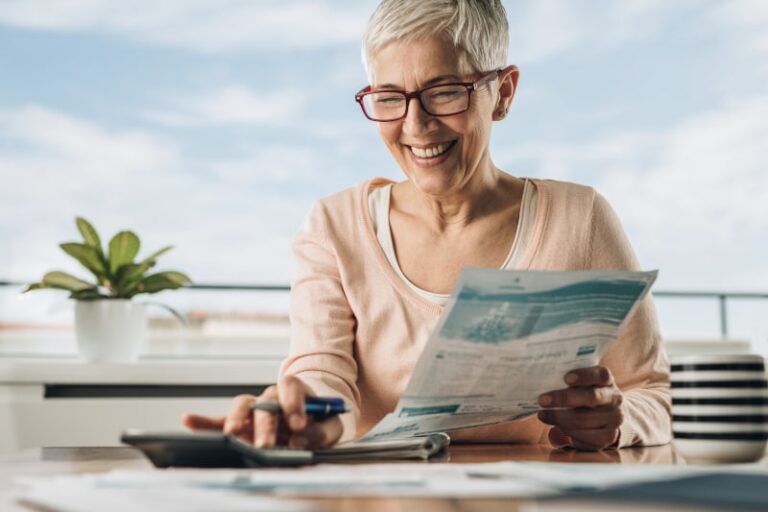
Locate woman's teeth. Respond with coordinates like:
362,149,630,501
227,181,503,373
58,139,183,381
410,142,453,158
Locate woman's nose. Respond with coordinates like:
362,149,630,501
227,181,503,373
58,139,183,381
402,97,433,134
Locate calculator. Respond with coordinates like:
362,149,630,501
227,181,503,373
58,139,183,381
121,430,315,468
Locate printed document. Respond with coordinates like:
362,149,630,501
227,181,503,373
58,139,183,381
360,268,657,441
16,461,712,501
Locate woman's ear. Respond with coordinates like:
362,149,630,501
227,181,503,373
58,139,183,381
493,65,519,121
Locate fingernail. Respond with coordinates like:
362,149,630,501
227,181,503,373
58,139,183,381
289,414,304,430
565,373,577,384
539,394,552,406
254,436,265,448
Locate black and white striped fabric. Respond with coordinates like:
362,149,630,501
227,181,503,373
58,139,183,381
670,354,767,462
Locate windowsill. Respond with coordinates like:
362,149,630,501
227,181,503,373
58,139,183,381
0,333,287,385
0,330,289,359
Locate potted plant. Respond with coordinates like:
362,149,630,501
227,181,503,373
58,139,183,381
24,217,191,362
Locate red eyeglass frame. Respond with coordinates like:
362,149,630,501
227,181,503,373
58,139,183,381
354,69,502,122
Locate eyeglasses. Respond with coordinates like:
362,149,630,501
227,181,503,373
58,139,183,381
354,69,501,122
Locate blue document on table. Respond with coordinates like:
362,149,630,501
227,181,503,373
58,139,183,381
564,472,768,510
361,269,657,442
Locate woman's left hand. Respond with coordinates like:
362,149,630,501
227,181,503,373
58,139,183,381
537,366,624,451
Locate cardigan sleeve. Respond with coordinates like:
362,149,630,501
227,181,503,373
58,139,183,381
587,192,672,448
278,202,361,443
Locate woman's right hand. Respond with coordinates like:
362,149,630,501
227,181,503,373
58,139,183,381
181,375,343,449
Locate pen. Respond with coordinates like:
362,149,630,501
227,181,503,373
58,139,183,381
249,396,349,419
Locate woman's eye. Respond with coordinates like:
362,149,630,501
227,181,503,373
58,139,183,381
430,90,462,100
375,95,404,104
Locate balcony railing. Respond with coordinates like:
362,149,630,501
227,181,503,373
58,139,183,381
649,290,768,339
2,280,767,340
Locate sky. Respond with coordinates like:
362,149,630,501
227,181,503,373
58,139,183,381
0,0,767,350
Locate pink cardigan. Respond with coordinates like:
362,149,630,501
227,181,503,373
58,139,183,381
279,178,671,447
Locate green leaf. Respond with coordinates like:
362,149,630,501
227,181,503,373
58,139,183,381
75,217,102,253
159,271,191,285
22,282,46,293
114,261,155,297
114,245,173,295
137,271,191,294
118,281,142,299
75,217,109,277
126,260,156,283
114,263,139,286
108,231,140,275
112,245,173,295
137,276,176,294
139,245,173,266
60,243,106,280
69,288,107,301
41,271,94,292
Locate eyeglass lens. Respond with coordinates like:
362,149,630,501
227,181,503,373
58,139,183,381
362,84,469,121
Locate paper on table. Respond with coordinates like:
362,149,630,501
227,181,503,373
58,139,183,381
360,269,657,441
463,462,701,492
15,473,317,512
18,459,768,507
17,465,554,498
229,462,747,498
23,458,764,503
15,460,717,501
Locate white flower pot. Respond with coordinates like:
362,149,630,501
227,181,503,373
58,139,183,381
74,300,147,362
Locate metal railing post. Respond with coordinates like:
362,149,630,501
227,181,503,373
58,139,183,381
719,294,728,339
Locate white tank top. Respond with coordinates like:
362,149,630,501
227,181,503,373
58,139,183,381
368,179,538,305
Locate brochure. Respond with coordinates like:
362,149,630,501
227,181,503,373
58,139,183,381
359,268,657,441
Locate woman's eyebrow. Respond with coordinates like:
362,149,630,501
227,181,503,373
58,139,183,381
376,74,462,89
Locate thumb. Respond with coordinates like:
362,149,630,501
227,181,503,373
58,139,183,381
548,426,573,449
296,416,344,449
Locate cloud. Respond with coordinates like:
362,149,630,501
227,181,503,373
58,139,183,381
144,86,308,127
507,0,682,64
0,105,180,236
0,0,370,53
0,106,177,177
706,0,768,67
0,105,325,291
0,105,182,279
506,0,768,68
209,145,320,185
0,0,688,62
709,0,768,32
497,94,768,289
600,95,768,237
508,0,584,64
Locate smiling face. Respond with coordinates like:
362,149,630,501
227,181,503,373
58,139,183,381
370,37,501,198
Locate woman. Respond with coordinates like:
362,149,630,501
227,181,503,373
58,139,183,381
184,0,671,451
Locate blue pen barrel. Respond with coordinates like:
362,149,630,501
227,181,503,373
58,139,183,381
304,397,348,420
249,396,348,420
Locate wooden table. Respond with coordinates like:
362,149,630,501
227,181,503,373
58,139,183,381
2,443,745,512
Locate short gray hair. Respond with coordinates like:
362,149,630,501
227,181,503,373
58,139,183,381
362,0,509,81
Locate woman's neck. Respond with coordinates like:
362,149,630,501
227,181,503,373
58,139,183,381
399,167,519,234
